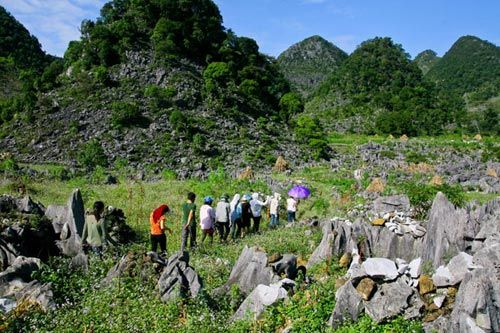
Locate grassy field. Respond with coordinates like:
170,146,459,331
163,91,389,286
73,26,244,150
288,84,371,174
1,134,498,332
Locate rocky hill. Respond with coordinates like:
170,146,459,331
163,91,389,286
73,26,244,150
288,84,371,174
413,49,440,75
277,35,347,98
426,36,500,101
305,37,452,136
0,6,51,72
0,1,309,177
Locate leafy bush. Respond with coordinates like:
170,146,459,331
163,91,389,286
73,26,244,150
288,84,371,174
402,182,465,218
110,101,144,129
77,139,108,171
294,114,330,160
279,92,303,122
144,85,176,111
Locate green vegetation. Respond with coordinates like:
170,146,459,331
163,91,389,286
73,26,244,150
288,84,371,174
413,50,440,75
426,36,500,102
277,35,348,97
110,101,147,129
77,139,108,171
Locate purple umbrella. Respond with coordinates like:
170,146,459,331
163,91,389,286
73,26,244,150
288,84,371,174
288,185,311,199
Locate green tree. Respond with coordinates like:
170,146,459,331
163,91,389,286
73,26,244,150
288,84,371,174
77,139,108,171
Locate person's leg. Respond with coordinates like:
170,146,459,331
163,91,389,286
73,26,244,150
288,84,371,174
151,234,158,252
287,211,293,223
181,227,188,252
201,229,207,243
270,214,275,228
215,222,223,242
254,216,261,233
159,234,167,254
292,212,296,222
190,225,197,248
223,223,230,241
209,229,213,244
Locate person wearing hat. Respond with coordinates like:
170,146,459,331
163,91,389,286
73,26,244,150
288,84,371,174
215,194,231,242
240,194,253,238
250,192,269,234
149,204,173,255
200,196,216,245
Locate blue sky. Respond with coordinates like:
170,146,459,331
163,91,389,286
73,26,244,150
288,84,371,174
1,0,499,58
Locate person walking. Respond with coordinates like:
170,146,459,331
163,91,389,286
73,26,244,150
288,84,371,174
215,195,231,242
200,196,215,245
82,201,117,256
240,194,252,237
269,193,281,229
250,192,268,234
181,192,197,252
149,204,173,256
286,195,298,223
229,194,241,240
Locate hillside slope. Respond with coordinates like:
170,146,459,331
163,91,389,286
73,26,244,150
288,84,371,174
413,49,440,75
277,35,347,98
0,0,309,176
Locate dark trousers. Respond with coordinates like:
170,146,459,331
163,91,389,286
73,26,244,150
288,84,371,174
215,221,230,241
287,211,296,223
252,216,262,233
151,234,166,253
181,224,197,252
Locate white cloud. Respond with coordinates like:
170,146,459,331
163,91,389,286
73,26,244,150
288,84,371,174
1,0,107,56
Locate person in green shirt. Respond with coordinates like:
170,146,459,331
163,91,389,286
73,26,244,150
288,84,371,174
82,201,117,256
181,192,197,252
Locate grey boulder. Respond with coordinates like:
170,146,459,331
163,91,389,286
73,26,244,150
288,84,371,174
232,282,288,321
328,280,364,328
364,279,414,323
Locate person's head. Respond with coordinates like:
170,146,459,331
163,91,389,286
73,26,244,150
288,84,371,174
204,196,213,205
187,192,196,202
161,205,170,215
252,192,259,200
93,201,105,216
220,194,228,202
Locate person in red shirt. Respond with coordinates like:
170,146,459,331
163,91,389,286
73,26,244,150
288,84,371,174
150,204,173,255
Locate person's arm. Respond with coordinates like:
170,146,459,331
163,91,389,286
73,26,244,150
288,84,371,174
161,217,173,235
102,219,118,247
185,208,194,229
226,204,230,221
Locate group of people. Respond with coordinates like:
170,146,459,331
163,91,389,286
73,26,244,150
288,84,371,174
81,191,300,257
149,191,299,255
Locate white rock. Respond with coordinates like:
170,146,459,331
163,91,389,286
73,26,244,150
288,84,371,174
433,294,446,308
446,252,474,284
432,265,455,287
408,258,422,278
398,264,409,275
362,258,399,281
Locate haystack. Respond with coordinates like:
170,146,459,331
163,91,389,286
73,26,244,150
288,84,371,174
429,175,444,186
404,162,435,174
486,168,498,178
273,156,289,172
474,134,482,141
400,134,409,142
366,178,385,193
238,166,254,180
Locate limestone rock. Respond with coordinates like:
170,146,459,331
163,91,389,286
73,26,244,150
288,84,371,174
418,275,435,295
432,266,455,287
215,246,277,296
373,195,410,214
328,281,364,328
355,277,376,301
45,189,85,257
371,218,385,226
271,254,298,280
339,252,352,268
158,251,202,302
232,283,288,321
362,258,399,281
364,279,414,323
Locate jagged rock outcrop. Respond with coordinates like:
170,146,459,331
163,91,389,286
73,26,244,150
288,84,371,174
214,246,279,296
0,195,58,269
45,189,85,257
0,256,55,314
232,279,293,321
158,251,202,302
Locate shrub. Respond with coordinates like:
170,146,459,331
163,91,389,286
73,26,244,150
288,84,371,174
77,139,108,171
110,101,143,129
402,182,465,218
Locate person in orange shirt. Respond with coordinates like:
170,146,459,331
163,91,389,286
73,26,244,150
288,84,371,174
150,204,173,255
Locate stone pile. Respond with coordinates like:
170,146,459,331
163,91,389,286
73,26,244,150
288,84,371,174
217,246,305,322
0,256,55,314
372,211,426,238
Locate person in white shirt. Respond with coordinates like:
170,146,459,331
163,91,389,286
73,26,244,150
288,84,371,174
269,193,281,228
200,196,215,245
286,196,298,223
250,192,269,234
215,195,230,242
